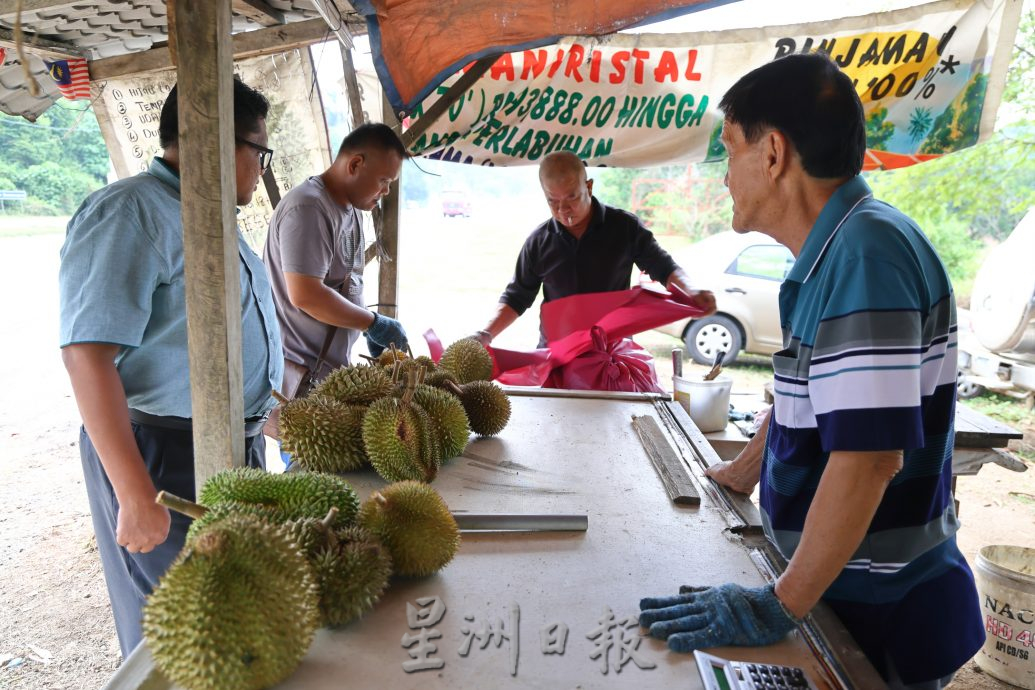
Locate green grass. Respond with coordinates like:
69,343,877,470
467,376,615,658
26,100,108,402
0,215,69,237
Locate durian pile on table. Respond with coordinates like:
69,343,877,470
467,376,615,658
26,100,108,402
109,339,869,690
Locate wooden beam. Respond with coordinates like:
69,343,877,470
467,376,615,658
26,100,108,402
339,42,365,128
376,93,401,319
401,54,497,147
231,0,285,27
0,0,80,19
174,0,245,489
89,17,330,81
0,26,83,60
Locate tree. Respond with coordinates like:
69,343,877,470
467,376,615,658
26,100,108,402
907,108,933,143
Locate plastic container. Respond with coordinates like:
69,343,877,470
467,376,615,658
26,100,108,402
672,374,732,433
975,545,1035,689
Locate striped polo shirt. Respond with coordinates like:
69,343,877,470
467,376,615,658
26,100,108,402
761,176,983,683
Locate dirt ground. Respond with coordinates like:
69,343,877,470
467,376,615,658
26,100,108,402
1,230,1033,690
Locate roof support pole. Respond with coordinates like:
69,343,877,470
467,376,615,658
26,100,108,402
375,93,401,318
400,54,497,149
173,0,246,491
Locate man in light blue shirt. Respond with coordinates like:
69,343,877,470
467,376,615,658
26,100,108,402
58,77,283,657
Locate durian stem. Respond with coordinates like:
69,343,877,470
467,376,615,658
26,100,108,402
389,342,399,360
320,506,339,528
416,365,427,387
372,492,387,507
272,389,289,405
391,359,401,383
445,380,463,396
406,343,414,358
156,491,208,520
358,354,376,363
402,369,417,405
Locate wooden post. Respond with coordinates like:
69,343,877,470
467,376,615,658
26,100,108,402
173,0,245,491
339,42,365,129
376,94,401,319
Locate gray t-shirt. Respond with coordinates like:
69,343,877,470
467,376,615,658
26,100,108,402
263,175,365,374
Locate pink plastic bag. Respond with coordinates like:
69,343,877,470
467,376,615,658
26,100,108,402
423,286,705,392
553,326,664,393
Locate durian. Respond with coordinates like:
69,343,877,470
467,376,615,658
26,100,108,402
314,526,392,627
312,364,393,405
279,395,368,473
198,467,359,529
412,384,469,460
447,380,511,436
358,481,460,577
143,515,319,690
439,338,493,384
185,500,286,542
362,396,438,482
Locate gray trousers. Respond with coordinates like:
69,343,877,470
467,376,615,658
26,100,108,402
79,423,265,658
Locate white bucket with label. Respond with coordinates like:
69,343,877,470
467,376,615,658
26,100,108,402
975,545,1035,689
672,375,732,433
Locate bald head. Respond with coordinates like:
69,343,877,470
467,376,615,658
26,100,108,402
539,151,594,231
539,151,587,185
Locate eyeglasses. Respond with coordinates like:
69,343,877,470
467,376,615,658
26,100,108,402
235,137,274,172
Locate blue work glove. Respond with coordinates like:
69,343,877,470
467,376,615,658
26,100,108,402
365,312,407,357
639,583,799,652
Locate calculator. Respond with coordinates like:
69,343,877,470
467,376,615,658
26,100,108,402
693,650,818,690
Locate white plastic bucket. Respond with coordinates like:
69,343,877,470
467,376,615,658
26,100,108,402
975,545,1035,689
672,375,732,433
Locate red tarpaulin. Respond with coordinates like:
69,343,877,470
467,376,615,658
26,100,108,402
426,285,706,392
352,0,740,113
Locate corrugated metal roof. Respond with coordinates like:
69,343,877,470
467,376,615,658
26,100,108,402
0,0,361,120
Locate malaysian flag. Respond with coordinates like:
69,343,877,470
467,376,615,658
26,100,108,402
44,58,91,100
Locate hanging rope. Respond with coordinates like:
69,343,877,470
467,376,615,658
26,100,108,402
14,0,41,97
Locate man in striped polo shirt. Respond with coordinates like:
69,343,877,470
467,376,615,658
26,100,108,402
639,53,983,689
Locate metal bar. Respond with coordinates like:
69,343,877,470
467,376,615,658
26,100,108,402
452,513,588,532
400,54,497,146
501,386,667,402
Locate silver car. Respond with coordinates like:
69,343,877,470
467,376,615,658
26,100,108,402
657,231,793,364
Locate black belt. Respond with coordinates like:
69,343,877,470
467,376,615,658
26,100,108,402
128,409,268,438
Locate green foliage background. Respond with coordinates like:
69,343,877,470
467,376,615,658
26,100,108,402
0,101,109,214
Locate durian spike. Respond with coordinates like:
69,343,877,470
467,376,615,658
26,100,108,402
272,390,290,405
156,491,208,520
320,506,339,528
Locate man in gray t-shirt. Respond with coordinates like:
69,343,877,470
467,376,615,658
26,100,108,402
263,123,408,389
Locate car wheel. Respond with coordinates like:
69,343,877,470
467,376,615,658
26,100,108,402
684,315,743,366
956,371,984,400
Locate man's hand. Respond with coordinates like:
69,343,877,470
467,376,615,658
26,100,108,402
116,489,171,553
705,459,760,494
366,312,408,354
639,583,799,652
685,289,716,315
468,330,493,347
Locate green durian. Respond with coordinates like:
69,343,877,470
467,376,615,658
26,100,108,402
358,481,460,577
185,501,287,542
362,396,438,483
450,380,511,436
279,395,368,473
198,467,359,529
313,364,393,405
424,369,457,389
314,526,393,627
143,515,319,690
412,384,469,460
439,338,493,384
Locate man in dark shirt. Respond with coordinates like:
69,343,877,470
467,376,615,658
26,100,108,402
472,151,715,346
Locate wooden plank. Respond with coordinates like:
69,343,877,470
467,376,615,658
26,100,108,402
232,0,285,26
0,27,82,59
955,404,1023,448
400,54,497,147
632,414,700,506
174,0,245,492
374,92,401,319
261,168,281,209
339,42,365,128
100,645,171,690
89,18,331,81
